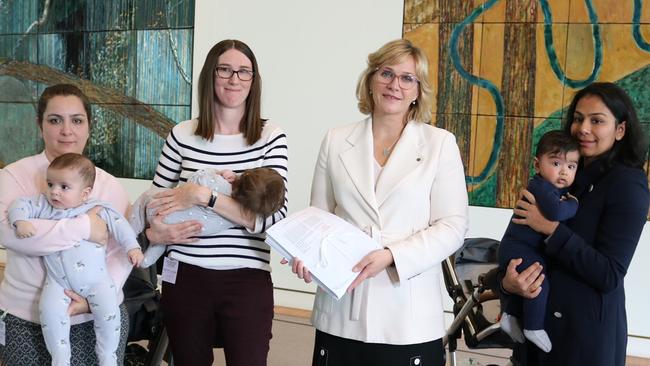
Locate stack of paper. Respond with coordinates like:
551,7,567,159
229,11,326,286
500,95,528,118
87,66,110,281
266,207,382,300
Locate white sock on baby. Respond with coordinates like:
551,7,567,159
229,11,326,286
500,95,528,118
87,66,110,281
524,329,552,353
500,312,525,343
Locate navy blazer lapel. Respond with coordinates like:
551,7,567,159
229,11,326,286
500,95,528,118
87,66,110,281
339,118,380,217
375,121,424,207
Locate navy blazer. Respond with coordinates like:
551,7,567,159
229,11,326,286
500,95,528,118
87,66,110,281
522,158,649,365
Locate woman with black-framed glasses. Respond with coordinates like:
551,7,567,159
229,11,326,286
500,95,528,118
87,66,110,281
143,39,288,366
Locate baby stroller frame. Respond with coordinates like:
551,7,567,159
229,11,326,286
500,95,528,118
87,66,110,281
442,237,519,366
123,233,173,366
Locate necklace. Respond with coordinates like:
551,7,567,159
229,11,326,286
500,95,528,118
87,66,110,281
382,138,399,158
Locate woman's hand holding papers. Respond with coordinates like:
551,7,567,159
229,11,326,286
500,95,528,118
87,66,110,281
281,257,313,284
347,248,394,292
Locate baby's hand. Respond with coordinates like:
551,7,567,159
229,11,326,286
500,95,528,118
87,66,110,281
128,248,145,267
220,169,237,183
15,220,37,238
564,192,578,202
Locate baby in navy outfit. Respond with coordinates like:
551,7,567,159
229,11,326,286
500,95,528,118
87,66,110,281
498,130,580,353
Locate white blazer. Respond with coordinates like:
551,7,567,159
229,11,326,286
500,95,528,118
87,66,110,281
310,117,468,345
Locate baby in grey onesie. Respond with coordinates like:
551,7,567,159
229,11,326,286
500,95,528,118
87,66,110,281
130,167,286,268
8,153,143,366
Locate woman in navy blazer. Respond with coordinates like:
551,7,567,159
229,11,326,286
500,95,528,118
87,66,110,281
290,39,468,366
503,82,649,365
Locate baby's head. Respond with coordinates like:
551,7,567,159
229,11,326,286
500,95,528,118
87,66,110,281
46,153,96,209
232,168,285,218
534,130,580,189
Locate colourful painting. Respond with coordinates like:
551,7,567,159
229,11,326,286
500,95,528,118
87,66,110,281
0,0,194,179
404,0,650,212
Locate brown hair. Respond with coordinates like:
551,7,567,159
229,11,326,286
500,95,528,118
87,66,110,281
48,153,96,188
356,39,433,123
196,39,264,145
37,84,92,130
231,168,285,218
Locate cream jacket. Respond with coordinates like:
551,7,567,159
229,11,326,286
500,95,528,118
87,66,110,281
310,117,468,344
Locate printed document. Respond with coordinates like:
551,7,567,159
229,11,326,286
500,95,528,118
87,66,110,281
266,207,382,300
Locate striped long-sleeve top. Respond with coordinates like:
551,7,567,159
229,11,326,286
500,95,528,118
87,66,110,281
152,119,288,271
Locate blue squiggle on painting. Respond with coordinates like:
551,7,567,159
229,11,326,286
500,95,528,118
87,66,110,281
540,0,602,88
450,0,503,185
632,0,650,51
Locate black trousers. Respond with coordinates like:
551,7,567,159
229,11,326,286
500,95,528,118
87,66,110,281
312,329,445,366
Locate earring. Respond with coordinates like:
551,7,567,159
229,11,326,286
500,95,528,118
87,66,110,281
411,100,417,105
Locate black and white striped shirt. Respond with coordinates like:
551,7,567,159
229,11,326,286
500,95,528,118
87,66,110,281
152,119,288,271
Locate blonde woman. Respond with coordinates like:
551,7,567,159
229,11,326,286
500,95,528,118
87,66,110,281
291,39,468,366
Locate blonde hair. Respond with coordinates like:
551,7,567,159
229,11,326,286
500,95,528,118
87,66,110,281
356,39,433,123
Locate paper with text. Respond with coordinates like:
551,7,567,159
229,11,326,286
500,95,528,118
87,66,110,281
266,207,382,300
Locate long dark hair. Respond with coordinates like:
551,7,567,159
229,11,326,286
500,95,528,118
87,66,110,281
195,39,264,145
563,82,648,169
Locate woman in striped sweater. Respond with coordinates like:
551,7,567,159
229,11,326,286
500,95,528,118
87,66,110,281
145,39,288,366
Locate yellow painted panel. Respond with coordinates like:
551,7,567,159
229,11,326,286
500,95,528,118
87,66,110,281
480,0,506,23
405,23,440,120
468,114,497,177
534,23,568,118
563,23,650,102
476,23,504,117
569,0,650,24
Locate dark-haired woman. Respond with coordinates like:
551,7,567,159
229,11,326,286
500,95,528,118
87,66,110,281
145,39,288,366
0,84,132,365
503,82,649,365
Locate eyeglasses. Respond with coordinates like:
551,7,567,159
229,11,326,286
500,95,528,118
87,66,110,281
375,67,419,90
215,66,254,81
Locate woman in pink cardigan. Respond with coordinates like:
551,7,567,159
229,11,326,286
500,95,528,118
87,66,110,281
0,84,202,365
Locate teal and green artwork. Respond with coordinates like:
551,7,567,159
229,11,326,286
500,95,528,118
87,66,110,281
0,0,194,179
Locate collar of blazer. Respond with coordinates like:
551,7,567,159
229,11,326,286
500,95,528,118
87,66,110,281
340,117,426,211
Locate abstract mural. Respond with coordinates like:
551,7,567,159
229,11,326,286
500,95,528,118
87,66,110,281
0,0,194,179
404,0,650,213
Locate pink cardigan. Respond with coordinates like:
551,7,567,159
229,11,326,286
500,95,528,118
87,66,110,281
0,152,133,323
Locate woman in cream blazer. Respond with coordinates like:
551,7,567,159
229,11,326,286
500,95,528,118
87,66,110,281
293,39,468,366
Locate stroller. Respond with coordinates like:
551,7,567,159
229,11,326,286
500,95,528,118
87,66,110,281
123,233,172,366
442,237,521,366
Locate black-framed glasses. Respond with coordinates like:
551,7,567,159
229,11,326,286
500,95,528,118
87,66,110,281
375,67,419,89
215,66,254,81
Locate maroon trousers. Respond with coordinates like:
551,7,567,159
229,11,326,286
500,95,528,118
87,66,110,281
161,262,274,366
